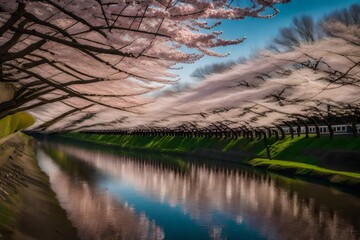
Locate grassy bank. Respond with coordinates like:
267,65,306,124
64,133,360,187
0,112,35,138
250,158,360,186
65,133,270,156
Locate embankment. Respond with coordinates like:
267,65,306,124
62,133,360,188
0,113,79,239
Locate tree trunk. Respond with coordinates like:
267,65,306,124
322,118,334,139
261,130,271,160
243,128,247,138
256,129,262,140
352,112,358,138
275,125,285,140
297,117,309,138
272,130,279,140
284,122,294,139
264,127,272,138
308,117,320,138
292,121,301,137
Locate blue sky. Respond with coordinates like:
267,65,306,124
173,0,359,86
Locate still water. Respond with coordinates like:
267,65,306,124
36,139,360,240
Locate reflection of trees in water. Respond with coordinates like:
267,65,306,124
50,143,359,240
41,145,101,184
38,149,164,240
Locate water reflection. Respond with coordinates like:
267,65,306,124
37,140,360,240
38,149,164,240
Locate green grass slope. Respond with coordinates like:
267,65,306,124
0,112,35,138
250,158,360,186
65,133,269,155
260,135,360,164
64,133,360,187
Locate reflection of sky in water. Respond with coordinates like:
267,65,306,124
98,177,265,240
38,141,360,240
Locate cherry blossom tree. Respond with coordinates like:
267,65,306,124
91,15,358,138
0,0,289,130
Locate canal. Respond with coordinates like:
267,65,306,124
36,138,360,240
